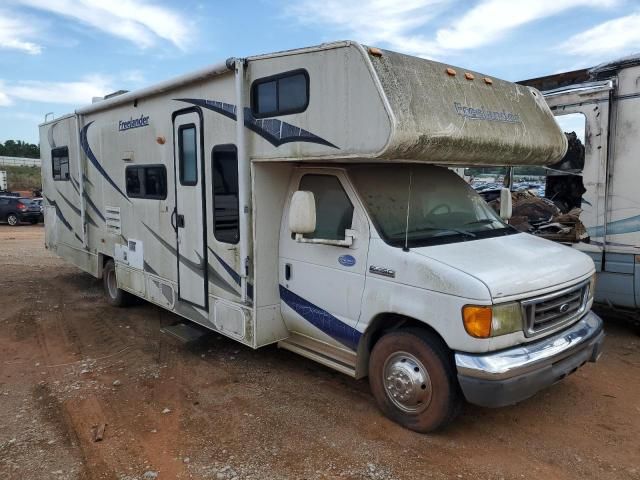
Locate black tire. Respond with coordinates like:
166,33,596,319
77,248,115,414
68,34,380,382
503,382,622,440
7,213,20,226
369,328,462,433
103,259,133,307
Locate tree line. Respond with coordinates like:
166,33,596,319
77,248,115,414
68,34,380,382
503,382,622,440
0,140,40,159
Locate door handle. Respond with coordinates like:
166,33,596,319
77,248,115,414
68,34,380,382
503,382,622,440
171,208,177,231
176,214,185,228
285,263,292,281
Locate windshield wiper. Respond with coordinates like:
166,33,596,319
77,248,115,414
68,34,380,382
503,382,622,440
408,227,476,238
465,219,498,226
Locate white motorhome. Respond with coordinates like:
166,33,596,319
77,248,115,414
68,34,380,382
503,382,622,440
521,55,640,321
40,41,604,432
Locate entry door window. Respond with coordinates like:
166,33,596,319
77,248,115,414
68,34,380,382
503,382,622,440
299,174,354,240
179,124,197,185
212,145,240,244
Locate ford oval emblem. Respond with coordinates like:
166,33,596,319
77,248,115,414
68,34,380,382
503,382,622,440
559,303,570,313
339,255,356,267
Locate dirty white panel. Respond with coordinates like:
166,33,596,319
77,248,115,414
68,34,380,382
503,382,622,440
213,300,246,340
114,239,143,270
147,277,175,309
116,264,146,296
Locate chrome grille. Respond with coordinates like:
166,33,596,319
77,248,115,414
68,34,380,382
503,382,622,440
521,280,590,337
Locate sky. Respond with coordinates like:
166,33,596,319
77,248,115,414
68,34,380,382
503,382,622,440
1,0,639,144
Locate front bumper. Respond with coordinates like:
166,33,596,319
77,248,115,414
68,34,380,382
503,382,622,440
455,311,604,408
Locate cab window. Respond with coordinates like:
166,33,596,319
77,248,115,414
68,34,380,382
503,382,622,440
299,174,353,240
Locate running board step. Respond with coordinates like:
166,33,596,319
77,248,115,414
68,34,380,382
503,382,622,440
278,333,357,377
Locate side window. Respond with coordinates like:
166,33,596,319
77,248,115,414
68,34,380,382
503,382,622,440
125,165,167,199
251,70,309,118
299,174,354,240
212,145,239,244
0,198,9,206
52,147,70,181
178,124,197,185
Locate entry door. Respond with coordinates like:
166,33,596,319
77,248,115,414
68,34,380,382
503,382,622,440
278,170,369,352
173,111,207,308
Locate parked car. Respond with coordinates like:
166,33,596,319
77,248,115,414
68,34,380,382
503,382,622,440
31,197,44,222
0,196,42,225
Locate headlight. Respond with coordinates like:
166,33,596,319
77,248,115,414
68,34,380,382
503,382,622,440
462,302,523,338
588,273,596,302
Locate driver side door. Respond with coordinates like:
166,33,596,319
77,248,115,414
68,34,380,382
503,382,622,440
278,169,369,352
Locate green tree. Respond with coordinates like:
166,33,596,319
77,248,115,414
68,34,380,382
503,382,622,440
0,140,40,159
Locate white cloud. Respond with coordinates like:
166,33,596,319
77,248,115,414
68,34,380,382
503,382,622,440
0,12,42,54
287,0,445,57
287,0,620,57
0,91,12,107
15,0,191,50
435,0,618,51
1,75,113,105
559,12,640,56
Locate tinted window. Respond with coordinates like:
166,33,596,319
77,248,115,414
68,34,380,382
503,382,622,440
212,145,239,244
299,175,353,240
251,70,309,117
126,165,167,199
278,74,307,112
52,147,69,181
255,81,277,116
179,125,197,185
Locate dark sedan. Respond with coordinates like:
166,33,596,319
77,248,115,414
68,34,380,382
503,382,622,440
0,196,42,226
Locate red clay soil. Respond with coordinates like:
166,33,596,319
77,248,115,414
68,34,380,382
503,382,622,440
0,225,639,480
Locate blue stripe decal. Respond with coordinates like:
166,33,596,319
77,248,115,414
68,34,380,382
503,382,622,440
208,247,241,284
83,191,105,222
588,215,640,237
80,122,131,203
207,247,253,300
176,98,339,149
44,195,81,242
279,285,361,351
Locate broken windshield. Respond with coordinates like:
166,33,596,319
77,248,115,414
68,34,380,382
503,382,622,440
349,165,516,248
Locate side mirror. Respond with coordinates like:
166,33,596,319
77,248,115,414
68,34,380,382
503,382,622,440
500,187,512,220
289,191,316,234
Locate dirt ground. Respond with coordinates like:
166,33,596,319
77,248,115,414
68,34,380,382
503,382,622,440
0,225,639,480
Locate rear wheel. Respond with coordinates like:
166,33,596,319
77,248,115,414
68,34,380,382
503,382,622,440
369,329,462,433
103,259,133,307
7,213,19,226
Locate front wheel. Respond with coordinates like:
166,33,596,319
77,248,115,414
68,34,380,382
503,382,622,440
103,259,133,307
7,213,19,226
369,329,462,432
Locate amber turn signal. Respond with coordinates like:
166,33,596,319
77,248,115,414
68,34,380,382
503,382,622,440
462,305,492,338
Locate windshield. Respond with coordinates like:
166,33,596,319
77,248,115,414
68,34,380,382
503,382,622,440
349,164,516,248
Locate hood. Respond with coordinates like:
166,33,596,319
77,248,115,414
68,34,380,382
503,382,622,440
411,233,594,299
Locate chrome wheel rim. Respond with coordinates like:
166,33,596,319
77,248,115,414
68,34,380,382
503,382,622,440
7,215,17,226
106,268,117,299
382,351,432,413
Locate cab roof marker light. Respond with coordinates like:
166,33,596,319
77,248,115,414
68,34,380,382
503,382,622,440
484,77,493,85
368,47,383,57
464,72,475,80
446,67,457,76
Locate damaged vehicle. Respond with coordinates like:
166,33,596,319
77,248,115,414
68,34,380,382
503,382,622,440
519,54,640,322
40,41,604,433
